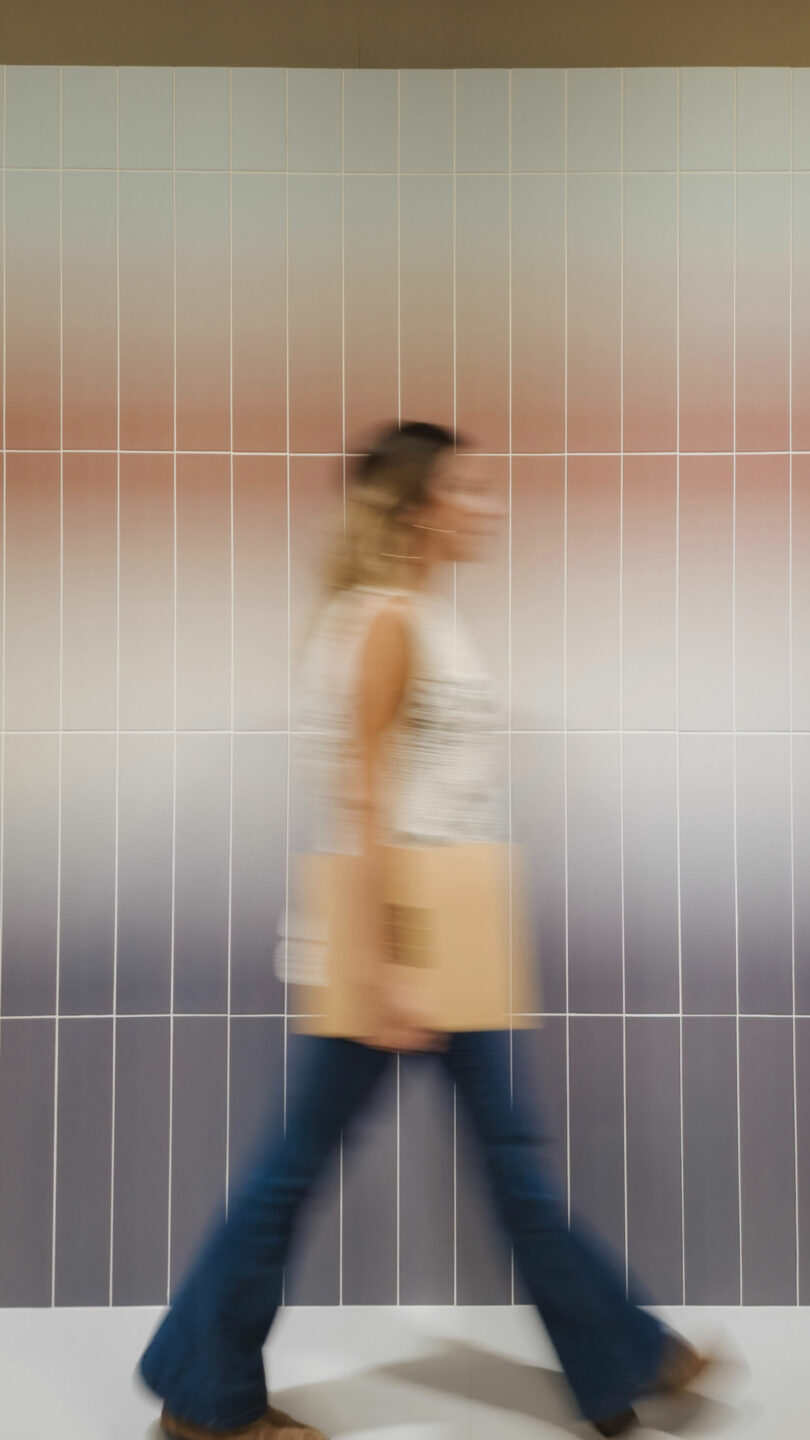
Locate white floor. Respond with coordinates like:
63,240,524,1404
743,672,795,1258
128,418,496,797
0,1304,803,1440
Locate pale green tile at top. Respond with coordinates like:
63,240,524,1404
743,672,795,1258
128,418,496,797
175,67,229,169
343,70,396,173
230,69,286,170
61,67,116,168
623,69,677,171
736,69,790,171
455,69,509,172
5,66,59,168
399,70,452,172
287,69,341,172
792,69,810,169
118,68,173,169
679,68,734,170
510,70,564,171
567,69,621,171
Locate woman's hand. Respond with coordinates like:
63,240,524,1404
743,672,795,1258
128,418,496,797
359,970,446,1053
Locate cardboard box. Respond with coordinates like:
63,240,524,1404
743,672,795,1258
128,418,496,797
286,842,539,1036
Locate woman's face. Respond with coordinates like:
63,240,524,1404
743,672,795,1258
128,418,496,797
415,452,505,565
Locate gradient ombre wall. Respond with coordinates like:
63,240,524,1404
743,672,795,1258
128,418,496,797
1,65,810,1312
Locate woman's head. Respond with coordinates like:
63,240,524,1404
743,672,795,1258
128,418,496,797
324,421,503,592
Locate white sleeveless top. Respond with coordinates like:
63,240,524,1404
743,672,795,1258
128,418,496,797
295,585,505,853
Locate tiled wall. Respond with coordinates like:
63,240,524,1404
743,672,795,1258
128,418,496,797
1,65,810,1309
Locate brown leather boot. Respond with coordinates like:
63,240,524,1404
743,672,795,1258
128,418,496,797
649,1333,711,1396
161,1404,328,1440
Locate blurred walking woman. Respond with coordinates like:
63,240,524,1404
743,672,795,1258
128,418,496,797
139,422,706,1439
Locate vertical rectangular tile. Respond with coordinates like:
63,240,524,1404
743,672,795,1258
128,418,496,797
1,737,59,1017
232,174,287,453
175,68,229,170
118,68,173,169
62,453,117,731
113,1017,171,1304
287,70,341,173
59,735,117,1017
796,1019,810,1302
623,175,677,454
567,69,621,172
567,734,623,1014
567,175,621,453
455,458,510,702
231,735,286,1017
399,176,453,427
0,1020,55,1304
626,1018,683,1303
679,69,734,171
342,1068,398,1304
682,1017,740,1303
284,1034,340,1306
623,68,677,172
61,66,116,169
54,1018,113,1304
5,453,61,732
514,1017,569,1194
511,734,567,1016
511,458,565,731
736,68,791,171
289,459,340,703
793,70,810,170
344,175,398,444
736,176,790,452
679,176,734,452
233,456,288,732
510,70,565,172
170,1017,228,1290
119,454,174,730
5,172,60,449
796,736,810,1016
227,1018,284,1195
399,71,452,173
622,456,677,732
288,175,342,453
173,735,231,1015
175,172,230,453
116,735,173,1016
794,178,810,453
398,1055,454,1304
736,736,793,1015
739,1018,796,1303
230,69,286,172
176,454,231,731
795,461,810,734
343,70,396,173
736,455,790,732
569,1017,625,1263
456,1098,512,1304
455,176,509,453
5,65,59,168
119,171,174,452
623,735,680,1015
455,70,509,173
679,735,737,1015
566,456,621,730
511,176,565,455
678,456,734,732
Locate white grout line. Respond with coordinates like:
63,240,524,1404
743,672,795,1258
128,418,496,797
9,165,810,178
451,65,458,1308
281,67,291,1311
50,64,65,1310
224,67,235,1219
563,67,572,1229
731,67,744,1308
3,1010,805,1022
338,67,346,1310
675,64,687,1309
788,67,800,1305
0,67,7,1057
107,63,122,1310
395,65,402,1312
7,447,810,458
618,67,630,1299
507,65,515,1309
165,65,178,1306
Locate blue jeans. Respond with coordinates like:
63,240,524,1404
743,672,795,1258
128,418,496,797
139,1032,665,1430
